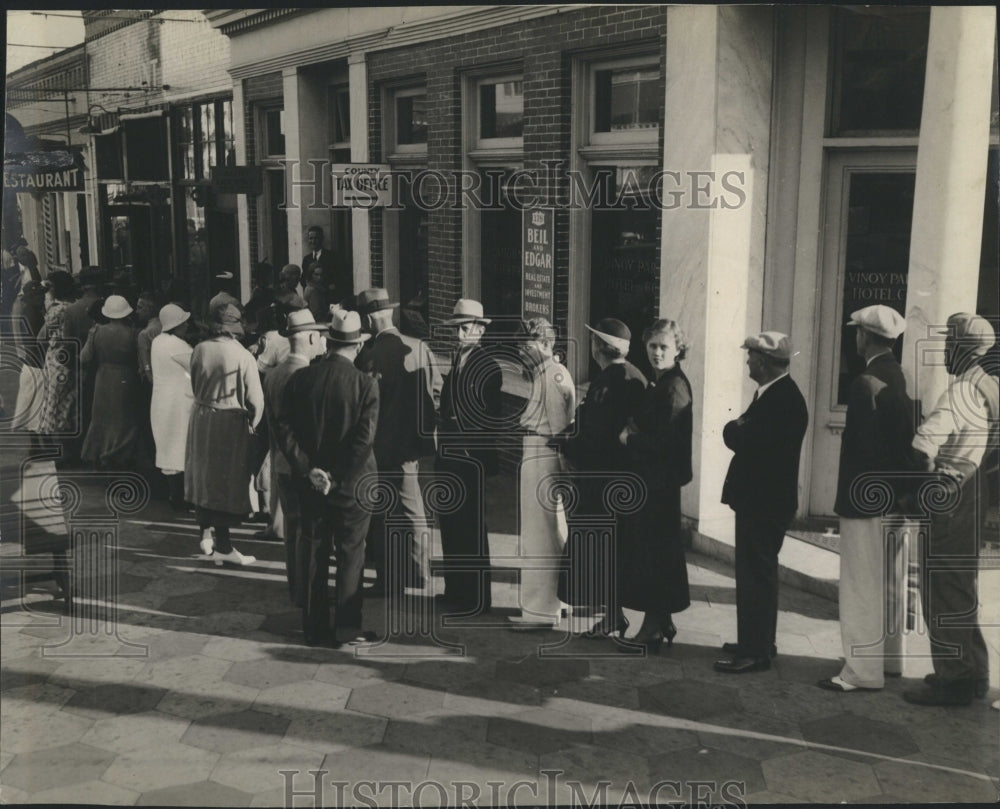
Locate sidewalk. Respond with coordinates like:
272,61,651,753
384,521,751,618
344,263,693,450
1,465,999,806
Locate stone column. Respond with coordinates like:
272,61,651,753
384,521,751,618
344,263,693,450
903,6,996,409
660,5,774,539
233,79,252,302
349,51,371,294
282,67,304,269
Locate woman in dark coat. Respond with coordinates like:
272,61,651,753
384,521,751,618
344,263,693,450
81,295,141,468
618,319,693,651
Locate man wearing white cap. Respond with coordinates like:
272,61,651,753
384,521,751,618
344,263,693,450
275,309,380,646
436,298,503,614
715,332,808,674
903,313,998,707
819,304,914,693
264,309,329,607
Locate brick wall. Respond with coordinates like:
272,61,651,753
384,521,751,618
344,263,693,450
367,5,668,342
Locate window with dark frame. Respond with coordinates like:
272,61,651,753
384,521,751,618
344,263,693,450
594,67,660,133
479,79,524,140
396,93,428,146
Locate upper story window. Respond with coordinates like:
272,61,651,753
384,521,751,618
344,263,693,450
829,7,930,136
396,88,428,149
589,57,660,147
174,98,236,180
477,76,523,147
328,84,351,162
263,107,285,159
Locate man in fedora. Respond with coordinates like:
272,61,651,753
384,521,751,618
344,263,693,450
904,313,998,706
436,298,503,614
356,288,442,597
275,309,380,646
715,332,808,674
264,308,329,607
556,317,646,638
819,304,914,693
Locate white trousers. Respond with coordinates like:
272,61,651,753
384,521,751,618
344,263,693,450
516,436,567,621
838,516,908,688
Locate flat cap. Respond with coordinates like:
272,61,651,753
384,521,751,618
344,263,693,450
741,331,792,361
944,312,995,356
845,305,906,340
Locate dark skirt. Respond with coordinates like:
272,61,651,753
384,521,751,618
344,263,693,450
185,405,252,517
82,362,140,466
618,484,690,614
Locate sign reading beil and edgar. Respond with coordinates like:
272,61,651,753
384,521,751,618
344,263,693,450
522,208,555,321
330,164,392,208
4,166,83,192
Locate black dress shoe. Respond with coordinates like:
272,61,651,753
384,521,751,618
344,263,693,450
713,656,771,674
722,641,777,658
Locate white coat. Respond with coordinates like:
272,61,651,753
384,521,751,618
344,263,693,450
150,332,194,473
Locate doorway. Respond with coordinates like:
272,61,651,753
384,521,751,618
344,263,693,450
809,150,916,516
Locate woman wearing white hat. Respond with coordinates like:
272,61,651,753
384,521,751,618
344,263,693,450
80,295,142,468
150,303,194,509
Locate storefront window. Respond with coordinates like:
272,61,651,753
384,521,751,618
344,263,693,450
589,179,659,371
481,171,524,339
222,99,236,167
830,7,930,136
594,66,660,133
176,107,196,180
836,171,915,403
124,118,169,182
479,78,523,141
200,103,217,177
398,181,430,338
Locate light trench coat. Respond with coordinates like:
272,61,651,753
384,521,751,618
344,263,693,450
150,332,194,473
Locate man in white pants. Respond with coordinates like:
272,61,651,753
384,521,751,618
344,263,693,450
818,305,915,692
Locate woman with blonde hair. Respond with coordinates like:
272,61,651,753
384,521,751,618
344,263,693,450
510,317,576,629
618,318,693,651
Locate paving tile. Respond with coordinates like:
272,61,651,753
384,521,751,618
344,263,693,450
0,743,114,791
647,747,767,794
761,750,881,802
155,678,260,720
159,586,262,617
201,636,272,663
348,680,445,719
49,655,148,685
403,657,495,689
487,707,591,754
873,758,1000,803
259,610,304,638
543,676,640,710
198,610,266,635
494,655,589,687
799,713,918,759
181,709,291,753
539,743,654,792
382,715,491,752
737,677,844,724
224,657,319,690
638,678,742,720
254,679,352,718
26,778,139,805
838,687,952,727
591,715,700,757
63,681,168,719
81,710,190,754
282,709,388,753
134,653,234,691
0,785,30,804
586,655,685,686
0,656,60,691
125,631,208,663
320,744,430,785
442,678,542,716
424,738,537,784
313,660,405,689
907,712,1000,767
1,707,94,754
141,571,218,596
1,681,76,723
696,711,806,761
0,750,13,772
137,779,253,806
211,742,324,794
101,741,220,792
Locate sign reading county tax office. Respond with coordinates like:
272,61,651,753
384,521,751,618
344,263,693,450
522,208,555,321
330,163,392,208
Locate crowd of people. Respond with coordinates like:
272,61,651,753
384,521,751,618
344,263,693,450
2,231,997,707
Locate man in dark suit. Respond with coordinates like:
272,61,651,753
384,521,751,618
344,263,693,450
818,304,913,692
715,331,808,674
356,287,442,596
435,298,503,614
303,225,352,309
275,309,380,647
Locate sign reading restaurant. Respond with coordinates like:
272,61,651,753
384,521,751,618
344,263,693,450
4,165,83,192
330,163,392,208
522,208,555,321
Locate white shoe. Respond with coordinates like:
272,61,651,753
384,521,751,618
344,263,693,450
213,548,257,566
199,533,214,556
992,699,999,711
